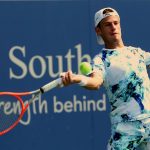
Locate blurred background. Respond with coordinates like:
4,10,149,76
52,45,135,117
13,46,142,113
1,0,150,149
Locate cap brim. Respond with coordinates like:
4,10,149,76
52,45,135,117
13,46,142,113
97,35,104,45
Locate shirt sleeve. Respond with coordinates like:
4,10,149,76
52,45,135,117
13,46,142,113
138,48,150,65
91,54,106,81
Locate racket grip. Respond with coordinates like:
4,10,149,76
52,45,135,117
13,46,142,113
40,78,63,93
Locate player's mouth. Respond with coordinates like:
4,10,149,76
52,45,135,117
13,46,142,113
111,32,118,36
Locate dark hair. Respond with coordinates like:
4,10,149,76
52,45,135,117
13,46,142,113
97,8,114,28
103,8,114,14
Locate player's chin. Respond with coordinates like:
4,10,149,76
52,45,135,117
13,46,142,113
112,36,121,43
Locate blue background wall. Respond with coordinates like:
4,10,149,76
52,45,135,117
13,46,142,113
1,0,150,150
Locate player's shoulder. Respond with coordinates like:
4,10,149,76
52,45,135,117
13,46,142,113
92,51,104,64
126,46,144,54
127,46,141,50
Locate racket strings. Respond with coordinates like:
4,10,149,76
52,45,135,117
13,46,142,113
0,95,23,132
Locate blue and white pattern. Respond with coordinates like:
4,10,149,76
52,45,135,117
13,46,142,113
92,46,150,124
107,118,150,149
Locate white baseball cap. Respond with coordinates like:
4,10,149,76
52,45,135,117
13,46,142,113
94,7,120,45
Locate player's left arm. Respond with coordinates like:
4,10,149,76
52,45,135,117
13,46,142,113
144,51,150,68
139,48,150,68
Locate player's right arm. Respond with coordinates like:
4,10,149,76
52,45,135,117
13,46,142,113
62,54,105,90
61,70,104,90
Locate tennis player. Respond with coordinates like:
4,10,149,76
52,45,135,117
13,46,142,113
61,7,150,150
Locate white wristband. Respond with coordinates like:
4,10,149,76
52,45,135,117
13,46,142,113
78,77,88,86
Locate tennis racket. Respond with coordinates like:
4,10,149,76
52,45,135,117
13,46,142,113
0,78,63,136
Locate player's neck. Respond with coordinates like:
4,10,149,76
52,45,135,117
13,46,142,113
105,40,124,50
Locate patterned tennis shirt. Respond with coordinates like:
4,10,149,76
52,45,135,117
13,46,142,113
92,46,150,124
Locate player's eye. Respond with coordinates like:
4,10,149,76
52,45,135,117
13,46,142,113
114,21,119,25
104,23,111,27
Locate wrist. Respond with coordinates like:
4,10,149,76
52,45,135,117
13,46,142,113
78,76,88,86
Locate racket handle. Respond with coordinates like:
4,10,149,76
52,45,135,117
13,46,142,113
40,78,63,93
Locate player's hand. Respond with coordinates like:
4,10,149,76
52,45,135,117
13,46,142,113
60,71,80,86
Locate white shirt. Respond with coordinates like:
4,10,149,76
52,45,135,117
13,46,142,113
92,46,150,124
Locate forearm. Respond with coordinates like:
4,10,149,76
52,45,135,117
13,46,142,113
71,74,103,90
61,71,103,90
83,77,103,90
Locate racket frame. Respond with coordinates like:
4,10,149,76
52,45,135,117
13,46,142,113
0,90,40,136
0,78,62,136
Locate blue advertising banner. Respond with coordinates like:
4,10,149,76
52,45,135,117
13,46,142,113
1,0,150,150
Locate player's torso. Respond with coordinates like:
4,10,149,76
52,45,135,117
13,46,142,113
100,47,150,123
101,47,148,86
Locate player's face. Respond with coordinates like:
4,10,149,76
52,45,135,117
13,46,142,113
97,15,122,44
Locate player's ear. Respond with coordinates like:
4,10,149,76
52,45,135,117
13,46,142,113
95,26,102,36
